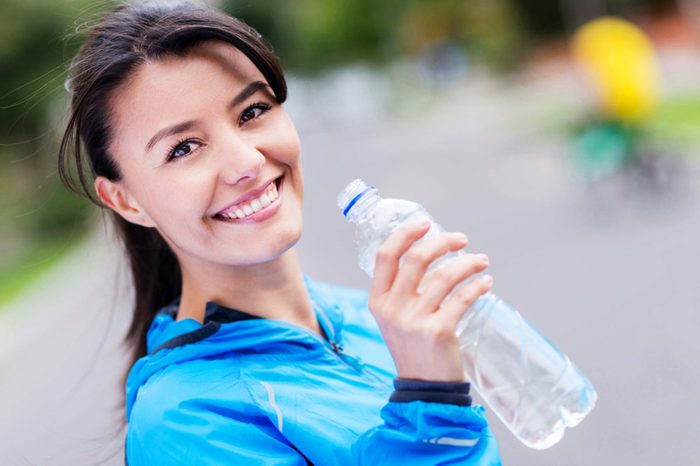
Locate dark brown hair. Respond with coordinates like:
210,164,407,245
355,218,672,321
58,1,287,386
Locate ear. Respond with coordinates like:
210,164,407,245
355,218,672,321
94,176,156,228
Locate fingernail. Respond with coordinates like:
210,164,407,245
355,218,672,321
416,219,431,228
477,254,489,264
482,274,493,284
454,232,468,242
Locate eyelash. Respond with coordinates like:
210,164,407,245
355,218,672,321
241,101,272,124
165,101,273,162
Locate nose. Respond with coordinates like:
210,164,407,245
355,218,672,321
217,130,265,186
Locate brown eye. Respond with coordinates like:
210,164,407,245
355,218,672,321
240,102,271,125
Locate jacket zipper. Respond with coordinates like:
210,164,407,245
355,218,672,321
311,301,388,388
312,302,343,352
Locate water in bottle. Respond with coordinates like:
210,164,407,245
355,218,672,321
337,179,597,449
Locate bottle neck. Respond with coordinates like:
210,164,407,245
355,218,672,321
345,189,381,223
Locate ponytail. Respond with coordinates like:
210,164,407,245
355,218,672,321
115,214,181,374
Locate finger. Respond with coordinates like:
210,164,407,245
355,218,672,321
390,231,469,303
370,220,432,297
417,253,489,311
437,274,494,327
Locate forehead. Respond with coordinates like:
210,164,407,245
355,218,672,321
119,40,264,105
109,41,266,151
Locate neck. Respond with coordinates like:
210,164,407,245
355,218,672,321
176,248,321,337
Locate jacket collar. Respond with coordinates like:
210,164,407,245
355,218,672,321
158,298,260,325
146,273,345,354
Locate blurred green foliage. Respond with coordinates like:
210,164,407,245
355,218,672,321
0,0,110,306
227,0,526,72
649,95,700,147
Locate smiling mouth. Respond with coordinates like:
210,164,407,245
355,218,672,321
212,175,283,222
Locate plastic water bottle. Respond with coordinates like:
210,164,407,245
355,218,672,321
337,179,597,450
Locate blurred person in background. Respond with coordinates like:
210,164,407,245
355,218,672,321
570,16,669,185
58,1,501,464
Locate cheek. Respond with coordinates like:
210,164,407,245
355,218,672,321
268,113,302,164
134,169,214,230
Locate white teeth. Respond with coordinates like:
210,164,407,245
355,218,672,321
216,178,281,220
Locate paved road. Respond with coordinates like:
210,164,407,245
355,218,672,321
1,70,699,465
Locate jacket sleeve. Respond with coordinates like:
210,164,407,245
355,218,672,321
126,396,309,466
351,380,502,466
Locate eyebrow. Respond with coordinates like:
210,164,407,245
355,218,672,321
144,80,272,153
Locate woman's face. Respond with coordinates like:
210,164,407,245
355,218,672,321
100,41,303,268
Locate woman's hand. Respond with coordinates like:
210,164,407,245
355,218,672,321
368,220,493,382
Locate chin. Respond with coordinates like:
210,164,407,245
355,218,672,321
266,224,303,259
231,225,303,266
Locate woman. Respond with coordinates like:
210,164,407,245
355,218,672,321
58,2,501,464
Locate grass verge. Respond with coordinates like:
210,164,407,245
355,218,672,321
0,231,88,309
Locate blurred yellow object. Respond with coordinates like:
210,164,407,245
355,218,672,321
572,17,660,123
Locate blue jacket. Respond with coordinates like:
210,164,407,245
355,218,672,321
125,275,501,465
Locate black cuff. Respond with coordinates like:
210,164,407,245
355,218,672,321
390,377,473,406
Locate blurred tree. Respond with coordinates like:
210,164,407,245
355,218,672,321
0,0,112,297
510,0,680,37
0,4,112,178
226,0,387,73
227,0,526,73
